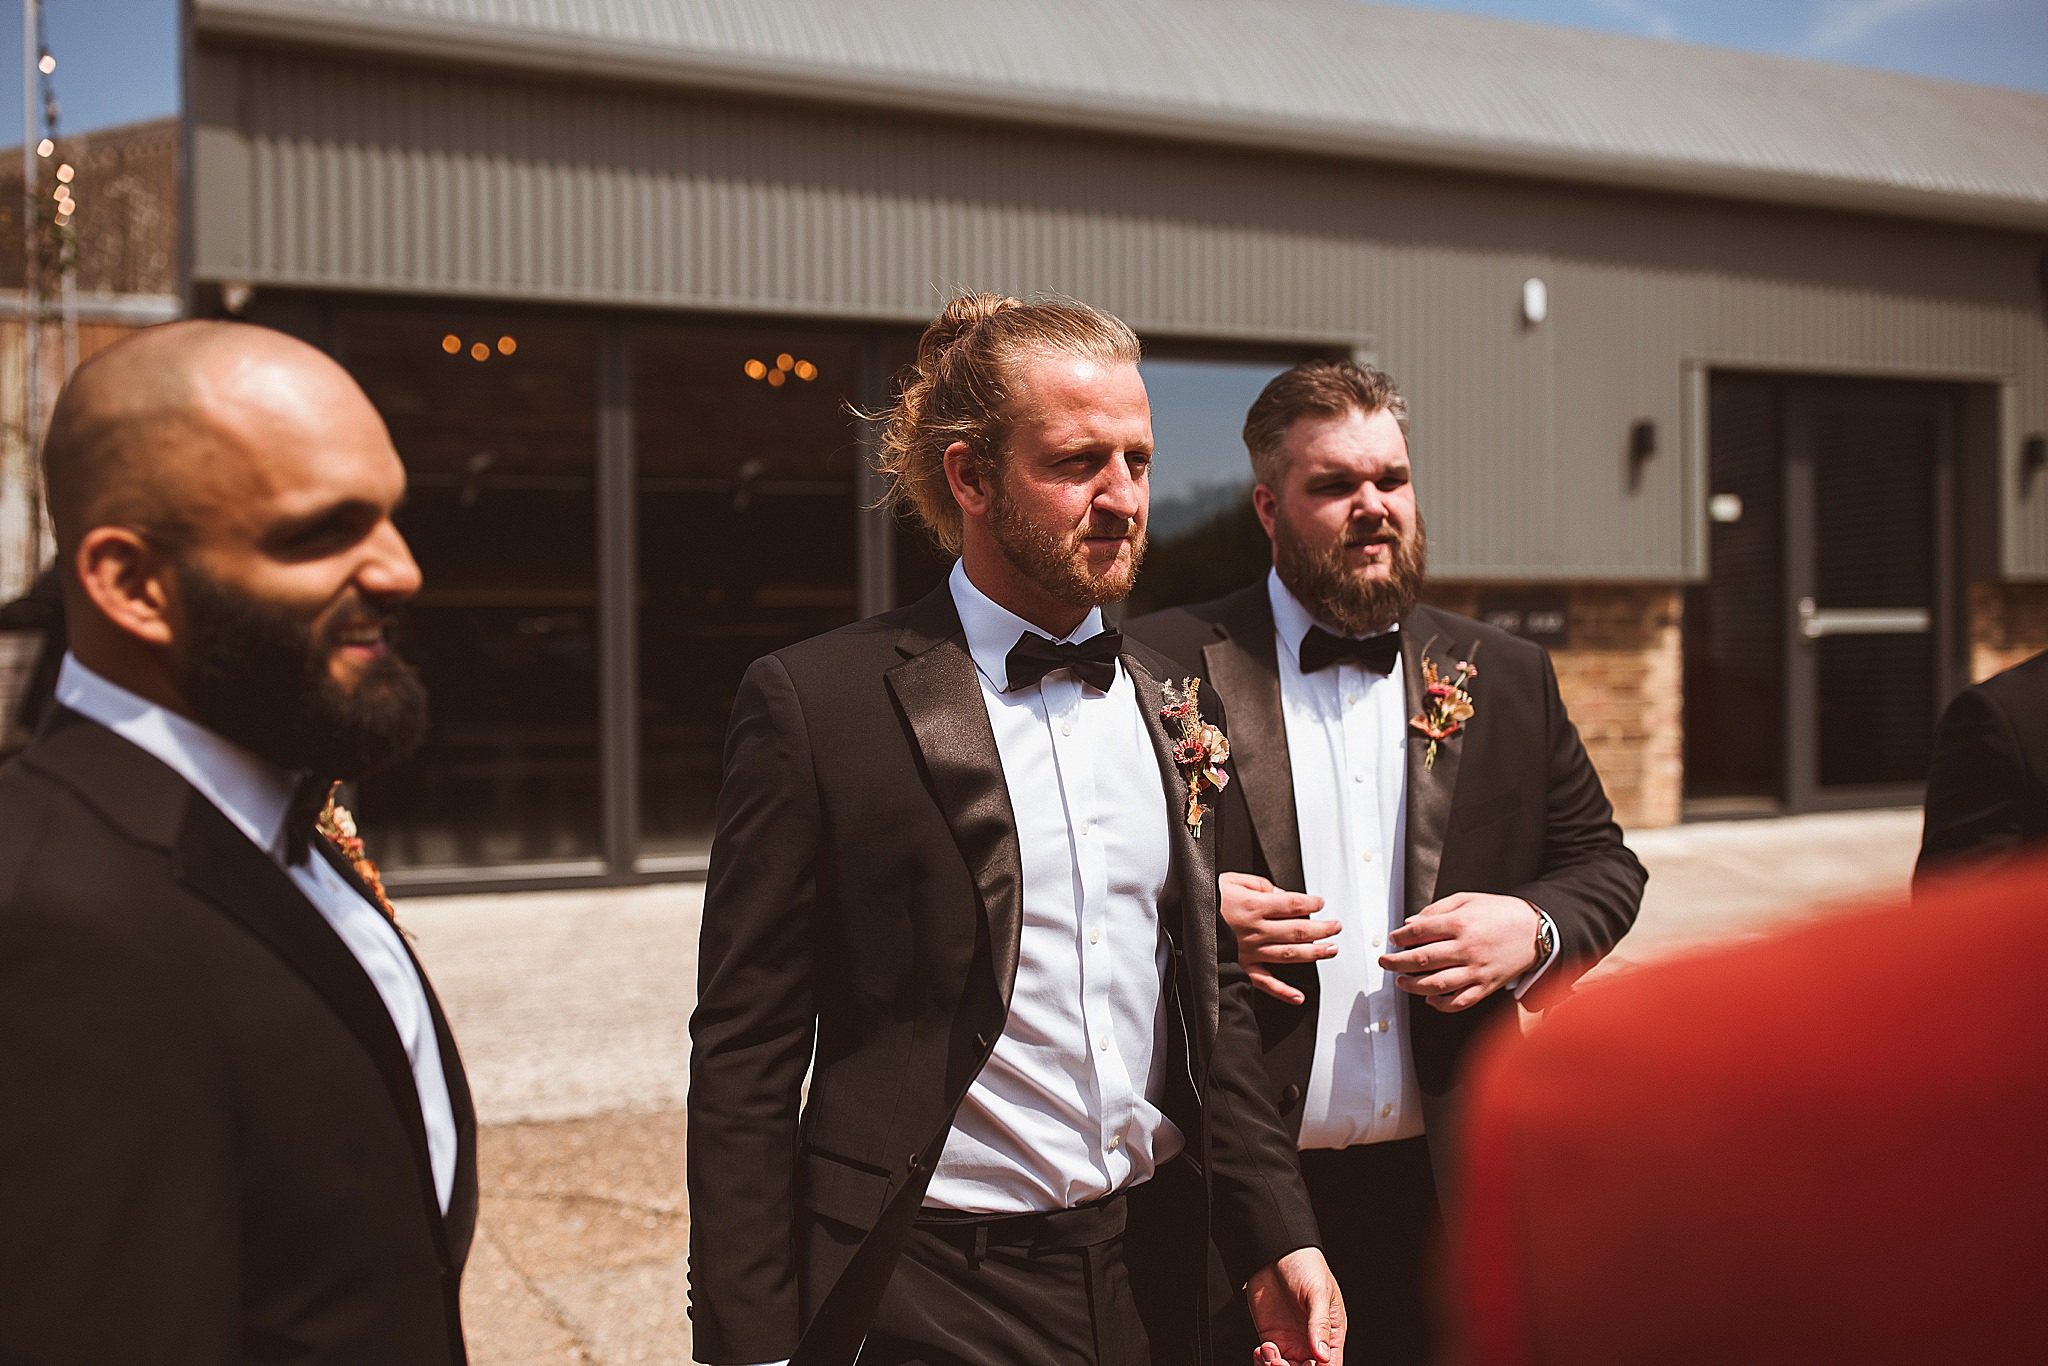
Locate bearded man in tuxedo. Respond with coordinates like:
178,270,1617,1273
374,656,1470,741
687,294,1341,1366
1128,359,1645,1365
0,321,476,1363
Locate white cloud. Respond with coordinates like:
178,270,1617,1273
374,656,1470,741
1808,0,1970,51
1591,0,1681,41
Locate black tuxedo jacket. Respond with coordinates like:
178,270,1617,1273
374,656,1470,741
0,709,478,1365
686,584,1318,1366
1917,649,2048,885
1128,587,1645,1172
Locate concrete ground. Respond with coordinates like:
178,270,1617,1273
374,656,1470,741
402,806,1924,1364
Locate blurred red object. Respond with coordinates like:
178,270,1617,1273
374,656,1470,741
1446,855,2048,1366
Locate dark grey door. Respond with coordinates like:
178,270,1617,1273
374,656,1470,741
1687,374,1958,815
1784,381,1957,810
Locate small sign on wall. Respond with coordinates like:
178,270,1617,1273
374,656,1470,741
1478,592,1570,647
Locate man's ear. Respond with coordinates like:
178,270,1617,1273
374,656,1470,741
943,440,993,521
74,526,178,647
1252,483,1282,546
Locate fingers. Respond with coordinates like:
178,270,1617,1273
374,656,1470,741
1385,914,1458,950
1426,983,1489,1012
1254,1344,1288,1366
1248,967,1307,1005
1243,926,1339,968
1393,966,1481,998
1378,941,1466,974
1221,870,1277,895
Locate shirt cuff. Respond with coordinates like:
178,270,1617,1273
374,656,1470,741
1508,906,1560,1002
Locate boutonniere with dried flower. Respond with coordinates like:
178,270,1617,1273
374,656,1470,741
1410,651,1479,771
316,785,403,931
1162,677,1230,837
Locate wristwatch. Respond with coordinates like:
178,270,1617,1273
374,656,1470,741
1531,912,1557,972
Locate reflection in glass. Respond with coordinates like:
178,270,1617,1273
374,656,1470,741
636,327,861,859
342,313,604,870
1124,356,1288,617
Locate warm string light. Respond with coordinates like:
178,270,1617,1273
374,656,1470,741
438,332,520,362
742,352,819,387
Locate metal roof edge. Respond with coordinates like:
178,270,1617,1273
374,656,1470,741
192,3,2048,236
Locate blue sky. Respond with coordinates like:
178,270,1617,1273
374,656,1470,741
0,0,2043,138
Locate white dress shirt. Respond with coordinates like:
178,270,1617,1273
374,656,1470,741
1269,574,1554,1151
925,560,1183,1213
54,654,458,1212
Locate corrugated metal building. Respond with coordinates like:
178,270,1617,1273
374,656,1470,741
183,0,2048,888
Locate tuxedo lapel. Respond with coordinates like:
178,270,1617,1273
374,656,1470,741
1126,651,1221,1047
1200,599,1306,896
311,834,476,1256
175,800,452,1251
885,594,1026,1008
25,711,455,1255
1402,608,1473,916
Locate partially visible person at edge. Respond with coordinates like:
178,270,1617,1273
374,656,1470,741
686,293,1343,1366
1445,853,2048,1366
0,562,65,743
1128,358,1644,1366
0,321,476,1364
1915,648,2048,887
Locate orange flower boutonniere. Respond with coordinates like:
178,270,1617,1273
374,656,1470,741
315,785,402,930
1162,677,1231,837
1410,653,1479,771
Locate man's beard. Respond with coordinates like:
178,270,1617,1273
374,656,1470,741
986,477,1147,610
176,565,429,780
1274,511,1428,636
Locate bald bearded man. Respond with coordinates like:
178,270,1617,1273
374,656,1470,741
0,322,476,1364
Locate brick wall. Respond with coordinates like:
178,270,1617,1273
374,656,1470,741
1423,584,1684,831
1967,580,2048,683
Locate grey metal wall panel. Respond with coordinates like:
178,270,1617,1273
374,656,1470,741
191,0,2048,233
191,47,2048,580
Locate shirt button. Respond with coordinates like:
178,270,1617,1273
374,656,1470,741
1361,850,1375,863
1079,822,1091,837
1088,928,1101,945
1372,934,1383,947
1381,1103,1394,1118
1097,1035,1111,1052
1353,772,1366,783
1107,1133,1122,1151
1061,721,1072,736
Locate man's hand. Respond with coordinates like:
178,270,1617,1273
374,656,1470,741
1247,1246,1344,1366
1220,872,1336,1004
1378,891,1541,1012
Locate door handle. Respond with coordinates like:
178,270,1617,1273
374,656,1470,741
1798,597,1930,640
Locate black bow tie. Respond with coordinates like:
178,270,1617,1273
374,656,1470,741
283,773,333,867
1006,629,1123,693
1299,626,1400,676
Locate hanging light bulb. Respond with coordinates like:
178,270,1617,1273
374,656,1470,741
35,138,52,158
38,53,55,75
55,164,72,184
441,334,462,355
743,358,768,380
470,342,489,362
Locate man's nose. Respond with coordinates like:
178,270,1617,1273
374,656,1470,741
1351,484,1389,523
1094,454,1145,520
358,521,424,602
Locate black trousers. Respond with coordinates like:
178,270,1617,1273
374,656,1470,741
862,1193,1151,1366
1212,1137,1442,1366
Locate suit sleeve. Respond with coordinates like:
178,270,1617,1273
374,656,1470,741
1915,685,2029,886
1508,650,1647,1000
687,655,823,1364
1193,688,1324,1285
0,894,241,1363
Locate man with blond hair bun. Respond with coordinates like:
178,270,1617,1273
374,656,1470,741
688,292,1342,1366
